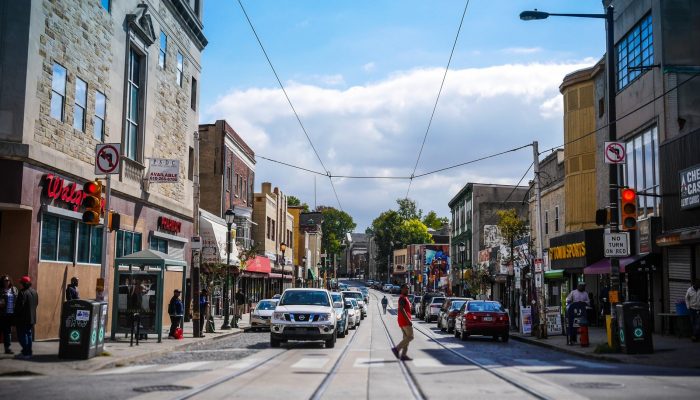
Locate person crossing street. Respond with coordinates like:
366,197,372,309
391,284,413,361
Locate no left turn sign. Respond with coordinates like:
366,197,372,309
604,141,626,164
95,143,121,175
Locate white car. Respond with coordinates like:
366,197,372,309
425,297,446,322
382,283,393,292
346,299,361,329
342,291,367,319
271,288,339,348
250,299,278,330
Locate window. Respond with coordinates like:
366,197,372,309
266,217,272,239
554,206,560,232
40,214,102,263
616,13,653,91
150,236,168,253
226,166,231,191
623,126,660,218
116,230,143,257
544,210,549,235
50,63,67,121
126,48,144,160
93,91,106,141
100,0,110,12
188,147,194,180
176,52,184,87
190,77,197,110
73,78,87,132
235,174,240,197
158,31,167,69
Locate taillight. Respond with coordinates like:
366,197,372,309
498,314,509,322
467,313,478,321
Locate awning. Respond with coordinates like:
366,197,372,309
544,269,565,280
244,256,271,274
199,212,239,266
307,268,317,280
583,255,645,275
269,273,293,280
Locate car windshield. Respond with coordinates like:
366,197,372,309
279,290,330,307
350,299,358,307
256,300,277,310
331,293,343,304
468,302,504,312
431,297,445,304
450,301,466,310
343,292,363,300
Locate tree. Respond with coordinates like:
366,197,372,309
422,210,449,230
398,219,434,246
396,198,422,221
287,195,309,212
496,208,528,329
370,210,403,273
318,206,356,254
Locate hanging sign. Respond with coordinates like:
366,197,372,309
148,158,180,183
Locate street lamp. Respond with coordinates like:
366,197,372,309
301,256,307,288
279,242,287,294
458,242,466,297
520,5,616,341
317,262,322,288
221,208,236,330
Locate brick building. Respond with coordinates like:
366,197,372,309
0,0,206,338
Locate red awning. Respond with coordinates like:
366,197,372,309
583,255,644,275
245,256,271,274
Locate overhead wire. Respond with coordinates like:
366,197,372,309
405,0,471,199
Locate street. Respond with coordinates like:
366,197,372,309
3,286,699,400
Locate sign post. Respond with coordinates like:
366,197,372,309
95,144,120,302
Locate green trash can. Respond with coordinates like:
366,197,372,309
59,300,105,359
616,302,654,354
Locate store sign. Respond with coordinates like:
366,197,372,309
148,158,180,183
43,174,103,212
158,216,181,234
549,241,586,261
680,164,700,210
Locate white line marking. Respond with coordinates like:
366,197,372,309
292,357,330,369
159,361,211,372
226,358,262,369
513,359,553,367
93,365,155,375
0,376,36,381
412,357,446,368
563,359,615,369
353,357,386,368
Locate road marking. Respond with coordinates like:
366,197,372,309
471,357,501,368
513,358,553,367
412,357,446,368
159,361,211,372
93,365,156,375
292,357,330,369
353,357,386,368
0,376,36,381
226,358,262,369
563,359,615,369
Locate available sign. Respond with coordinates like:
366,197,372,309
605,232,630,257
148,158,180,183
680,164,700,210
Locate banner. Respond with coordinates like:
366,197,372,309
520,306,532,335
148,158,180,183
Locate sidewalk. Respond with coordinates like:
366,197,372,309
511,326,700,369
0,314,251,377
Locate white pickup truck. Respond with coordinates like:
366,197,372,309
270,288,340,348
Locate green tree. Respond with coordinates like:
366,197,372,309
422,210,449,230
287,195,310,212
398,219,434,245
318,206,356,254
496,208,528,327
396,198,422,221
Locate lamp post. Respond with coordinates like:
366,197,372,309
520,5,618,341
221,208,236,330
279,242,287,294
317,262,322,288
301,256,307,288
458,242,466,297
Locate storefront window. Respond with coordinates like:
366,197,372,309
77,224,103,264
150,236,168,253
41,214,100,263
623,126,660,217
116,230,143,257
40,215,59,260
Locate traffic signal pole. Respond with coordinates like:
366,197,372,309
97,175,111,302
532,141,547,338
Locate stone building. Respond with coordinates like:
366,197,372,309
0,0,206,338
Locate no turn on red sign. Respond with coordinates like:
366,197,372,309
604,141,626,164
95,143,121,175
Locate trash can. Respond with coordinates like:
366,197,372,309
59,300,108,359
616,302,654,354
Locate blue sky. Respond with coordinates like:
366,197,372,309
199,1,608,230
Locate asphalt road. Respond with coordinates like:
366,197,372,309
3,284,699,399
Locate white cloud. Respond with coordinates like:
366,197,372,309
501,47,543,55
362,62,376,72
205,61,591,229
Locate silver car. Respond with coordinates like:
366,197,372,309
347,299,361,329
250,299,278,330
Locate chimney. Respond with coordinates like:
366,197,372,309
262,182,272,194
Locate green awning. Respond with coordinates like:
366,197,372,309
544,269,565,280
307,268,317,280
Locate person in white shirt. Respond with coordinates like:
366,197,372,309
566,282,589,344
686,280,700,342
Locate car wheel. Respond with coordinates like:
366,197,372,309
338,328,346,338
270,337,281,348
502,333,509,343
492,335,499,341
326,335,336,348
461,330,469,341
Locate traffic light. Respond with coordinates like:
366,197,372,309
595,209,608,226
107,211,120,232
82,180,102,225
620,188,637,231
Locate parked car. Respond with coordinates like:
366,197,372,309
454,300,509,342
390,285,402,294
382,283,393,292
331,292,349,338
424,297,446,322
249,299,279,330
270,288,339,348
359,287,370,303
412,295,422,316
418,292,444,320
347,298,361,328
437,298,469,333
341,290,367,319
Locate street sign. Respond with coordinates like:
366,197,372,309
95,143,121,175
534,258,543,273
605,232,630,257
191,236,202,250
604,141,626,164
535,272,542,288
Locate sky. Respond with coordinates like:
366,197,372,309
199,0,607,231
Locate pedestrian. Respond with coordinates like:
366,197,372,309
65,277,79,300
566,282,590,344
168,289,184,339
391,284,413,361
686,279,700,342
14,276,38,359
1,275,18,354
381,295,388,314
199,288,209,335
235,289,246,318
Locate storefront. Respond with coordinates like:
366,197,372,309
240,256,272,304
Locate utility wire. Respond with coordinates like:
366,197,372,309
256,155,327,176
413,143,532,178
406,0,471,199
238,0,344,211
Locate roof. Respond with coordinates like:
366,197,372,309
114,249,188,266
448,182,529,207
300,212,323,227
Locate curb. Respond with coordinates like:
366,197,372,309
510,334,623,364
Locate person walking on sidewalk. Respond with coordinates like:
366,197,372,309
391,284,413,361
686,280,700,342
199,289,209,335
14,276,38,359
566,282,590,344
381,295,388,314
65,277,79,300
0,275,18,354
235,290,246,320
168,289,184,339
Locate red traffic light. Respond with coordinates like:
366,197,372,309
84,181,101,195
621,188,636,202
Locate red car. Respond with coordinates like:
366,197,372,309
454,300,509,342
